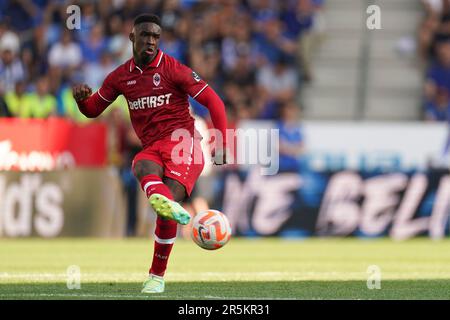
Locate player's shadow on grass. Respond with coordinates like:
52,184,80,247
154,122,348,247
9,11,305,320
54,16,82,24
1,280,450,299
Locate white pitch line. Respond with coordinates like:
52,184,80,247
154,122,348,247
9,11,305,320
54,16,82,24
0,293,163,299
0,293,300,300
2,271,446,282
0,271,367,281
18,293,150,299
203,296,300,300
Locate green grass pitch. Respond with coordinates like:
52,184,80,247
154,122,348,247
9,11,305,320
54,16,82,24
1,238,450,300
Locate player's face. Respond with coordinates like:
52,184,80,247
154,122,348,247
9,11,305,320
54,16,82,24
131,22,161,63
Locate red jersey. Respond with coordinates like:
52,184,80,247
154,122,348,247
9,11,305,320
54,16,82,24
97,50,208,148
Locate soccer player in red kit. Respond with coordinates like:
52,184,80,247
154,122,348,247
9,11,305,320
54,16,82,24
72,14,227,294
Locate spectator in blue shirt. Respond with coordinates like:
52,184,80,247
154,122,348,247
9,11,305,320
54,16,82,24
80,24,108,65
276,100,305,173
253,17,297,66
159,27,187,64
425,86,450,121
280,0,327,82
425,36,450,100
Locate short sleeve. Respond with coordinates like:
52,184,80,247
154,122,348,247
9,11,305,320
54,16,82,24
97,70,120,103
172,61,209,99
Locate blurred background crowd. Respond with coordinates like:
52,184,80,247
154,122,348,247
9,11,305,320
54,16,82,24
0,0,325,121
1,0,450,235
421,0,450,123
2,1,450,133
0,0,323,236
0,0,323,169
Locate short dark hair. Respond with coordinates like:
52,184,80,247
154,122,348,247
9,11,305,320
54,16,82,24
133,14,161,27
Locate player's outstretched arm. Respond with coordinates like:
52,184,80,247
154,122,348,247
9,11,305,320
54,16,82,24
194,86,228,165
72,84,110,118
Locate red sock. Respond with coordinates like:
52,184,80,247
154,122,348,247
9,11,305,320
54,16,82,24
150,217,177,276
139,174,178,277
140,174,173,200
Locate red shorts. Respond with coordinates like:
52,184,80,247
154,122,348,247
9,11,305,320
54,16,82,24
132,135,205,196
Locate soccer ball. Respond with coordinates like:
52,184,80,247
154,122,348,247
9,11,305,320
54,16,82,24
191,210,232,250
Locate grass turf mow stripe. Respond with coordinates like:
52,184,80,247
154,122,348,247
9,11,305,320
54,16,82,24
1,238,450,299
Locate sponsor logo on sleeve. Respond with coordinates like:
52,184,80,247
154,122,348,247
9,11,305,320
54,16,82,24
192,71,201,82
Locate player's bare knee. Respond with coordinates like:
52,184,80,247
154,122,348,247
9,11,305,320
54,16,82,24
164,178,187,202
133,160,163,181
132,161,147,181
170,186,186,202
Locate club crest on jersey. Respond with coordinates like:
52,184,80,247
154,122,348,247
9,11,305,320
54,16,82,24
192,71,201,82
153,73,161,86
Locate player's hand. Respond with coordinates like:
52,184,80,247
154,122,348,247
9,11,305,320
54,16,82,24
212,147,227,165
72,84,93,102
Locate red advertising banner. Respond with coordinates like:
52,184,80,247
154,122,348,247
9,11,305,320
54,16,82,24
0,117,107,170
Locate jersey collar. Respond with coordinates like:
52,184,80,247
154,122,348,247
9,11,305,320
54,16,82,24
129,50,164,73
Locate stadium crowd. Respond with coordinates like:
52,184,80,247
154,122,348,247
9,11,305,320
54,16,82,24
0,0,325,120
421,0,450,122
0,0,323,162
0,0,323,235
